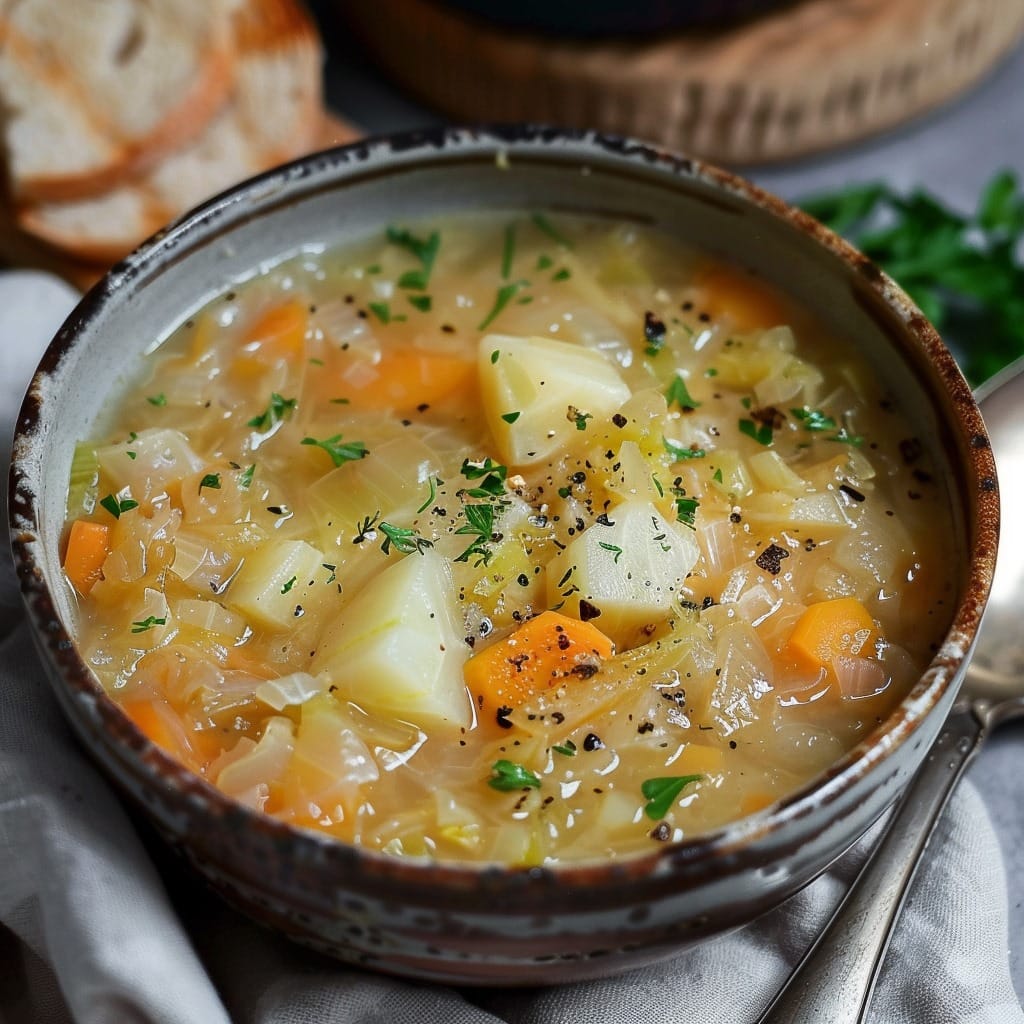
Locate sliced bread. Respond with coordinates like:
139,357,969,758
0,0,237,201
16,0,324,264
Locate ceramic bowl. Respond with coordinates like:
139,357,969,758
9,126,998,985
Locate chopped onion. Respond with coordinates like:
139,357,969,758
255,671,324,711
833,654,888,700
173,598,247,641
216,716,295,796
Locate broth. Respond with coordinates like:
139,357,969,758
62,213,956,863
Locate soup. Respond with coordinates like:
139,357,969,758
61,213,956,863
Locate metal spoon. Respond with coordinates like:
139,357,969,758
758,356,1022,1024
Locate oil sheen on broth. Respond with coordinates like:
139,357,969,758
62,213,956,864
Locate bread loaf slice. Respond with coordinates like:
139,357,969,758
16,0,324,264
0,0,238,201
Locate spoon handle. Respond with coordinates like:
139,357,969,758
757,706,985,1024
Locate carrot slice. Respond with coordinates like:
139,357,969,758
343,348,474,411
695,264,789,332
63,519,110,595
123,699,184,757
235,299,309,374
786,597,879,674
464,610,615,714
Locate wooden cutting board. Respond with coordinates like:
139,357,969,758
343,0,1024,165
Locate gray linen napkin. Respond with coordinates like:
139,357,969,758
1,271,1021,1024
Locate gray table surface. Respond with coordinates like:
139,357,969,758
316,13,1024,997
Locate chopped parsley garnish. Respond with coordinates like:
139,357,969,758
663,437,706,460
665,375,701,411
309,357,324,366
379,521,434,556
642,774,703,820
570,407,593,431
652,474,665,497
322,563,337,585
739,418,774,446
501,224,516,279
598,541,623,563
386,225,441,291
557,485,572,499
644,311,667,356
712,467,724,483
502,411,521,423
364,263,382,275
407,294,432,313
454,503,496,566
536,253,554,271
552,740,577,757
281,576,298,594
146,393,167,407
478,280,527,331
416,475,442,514
248,392,297,431
238,464,255,489
301,434,369,466
126,451,137,460
552,267,571,282
198,473,221,493
790,407,837,431
130,615,166,634
368,301,393,324
488,759,542,791
490,349,500,364
99,493,138,519
353,512,380,545
460,457,507,497
531,213,573,249
329,397,351,405
672,489,700,527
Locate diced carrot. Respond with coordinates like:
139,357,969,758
674,743,725,775
464,610,615,714
695,264,789,332
235,299,309,375
343,348,474,411
786,597,879,675
741,791,777,816
123,699,185,757
63,519,110,595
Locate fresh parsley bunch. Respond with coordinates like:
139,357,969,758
800,170,1024,385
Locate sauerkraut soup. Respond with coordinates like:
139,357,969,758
62,213,955,863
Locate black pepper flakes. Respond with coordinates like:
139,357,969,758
650,822,672,841
579,599,602,622
495,705,514,729
583,733,604,751
755,543,790,575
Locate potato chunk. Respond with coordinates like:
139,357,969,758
479,333,631,465
546,500,700,647
312,550,472,729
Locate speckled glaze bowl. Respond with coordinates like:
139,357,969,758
9,126,998,985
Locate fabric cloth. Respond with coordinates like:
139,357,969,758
0,271,1021,1023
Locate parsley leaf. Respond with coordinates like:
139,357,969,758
478,280,527,331
598,541,623,563
99,493,139,519
248,393,296,431
301,434,369,466
130,615,166,634
454,502,496,565
488,759,542,791
386,226,441,291
739,418,774,446
641,774,703,820
146,393,167,407
198,473,221,493
416,475,442,514
460,457,507,498
663,437,706,460
531,213,573,249
379,521,434,556
665,375,701,411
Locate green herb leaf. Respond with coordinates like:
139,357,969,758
301,434,369,466
663,437,706,460
598,541,623,563
552,740,577,757
379,521,434,556
478,280,527,331
570,407,593,431
641,774,702,820
490,349,500,364
146,393,167,407
536,253,554,271
552,267,571,282
665,375,701,411
407,294,432,313
531,213,573,249
130,615,166,634
454,502,496,565
387,226,441,291
238,464,255,489
248,392,297,431
99,493,139,519
790,407,837,432
501,411,521,423
281,576,297,594
416,475,441,514
672,490,700,527
739,418,773,446
460,457,507,497
644,311,667,357
368,301,392,324
488,759,542,791
198,473,221,493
